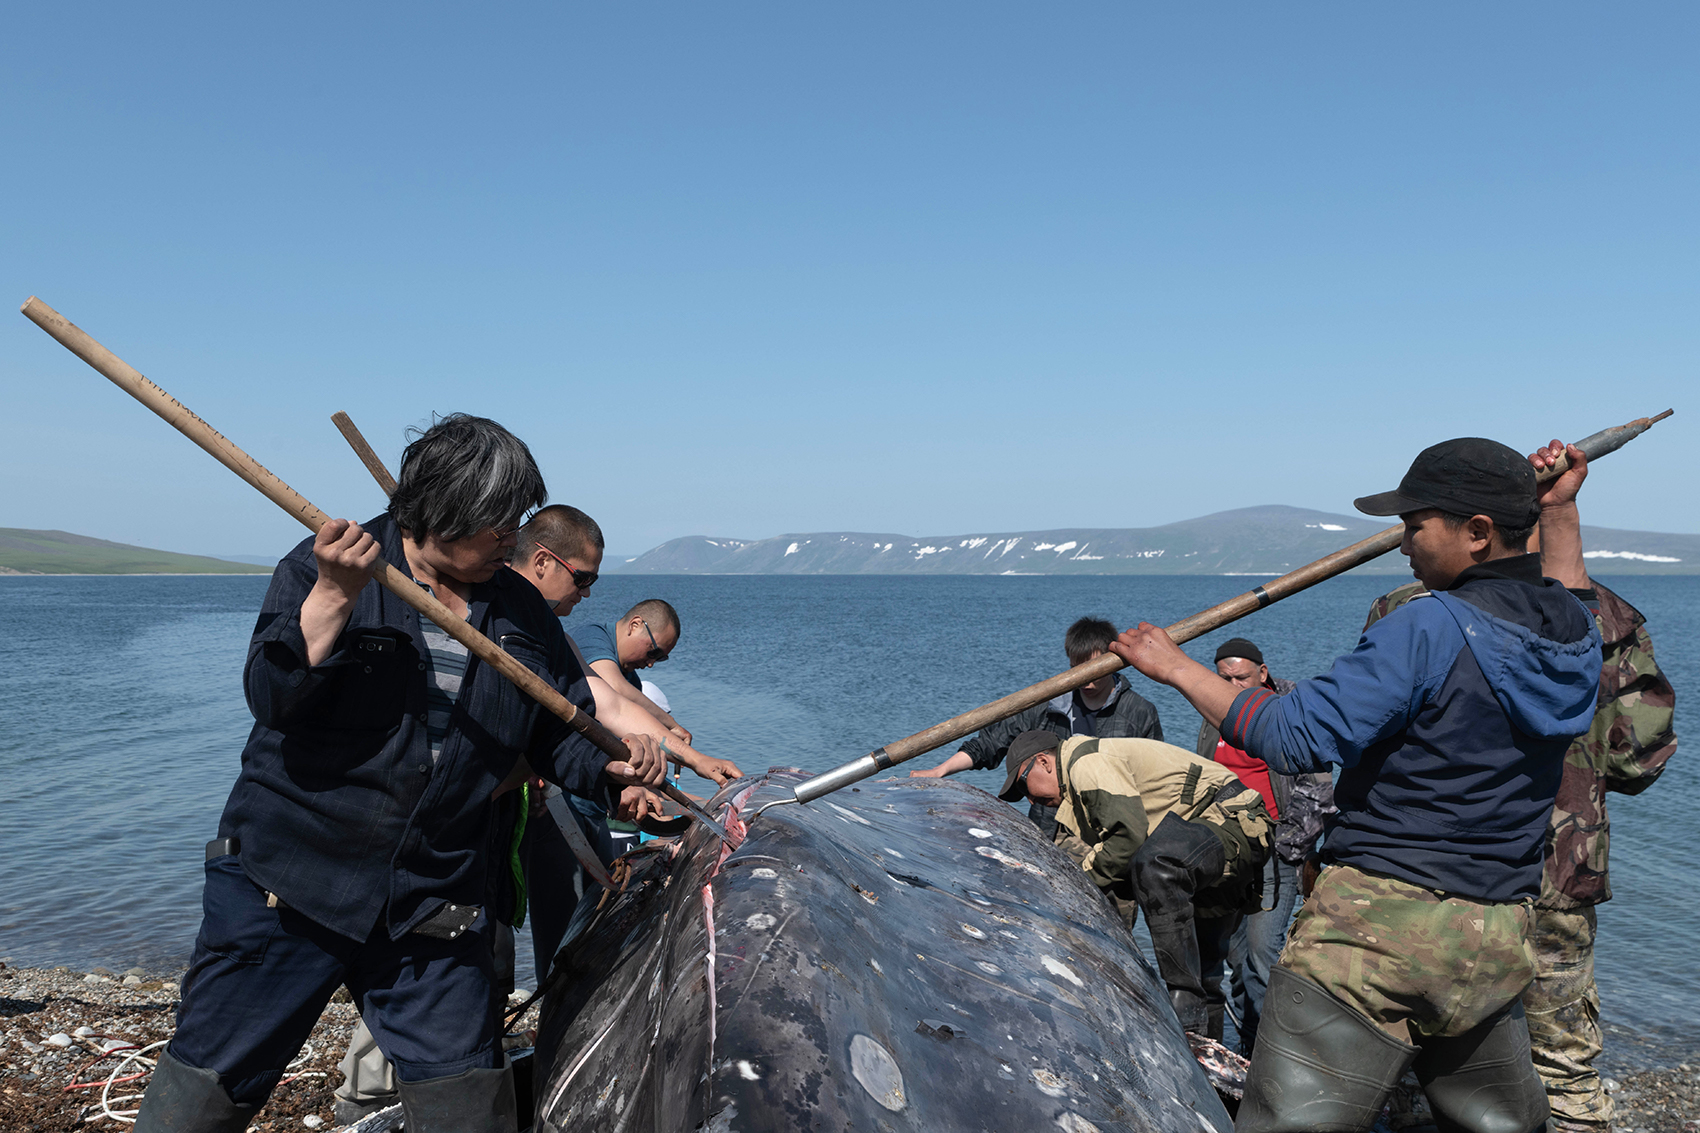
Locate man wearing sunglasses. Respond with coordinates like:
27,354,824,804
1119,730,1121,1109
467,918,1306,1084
574,599,690,744
998,730,1272,1042
513,505,604,618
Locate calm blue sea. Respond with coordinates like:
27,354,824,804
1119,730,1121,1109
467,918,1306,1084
1,572,1693,1070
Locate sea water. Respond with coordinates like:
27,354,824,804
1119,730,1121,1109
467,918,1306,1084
0,571,1693,1070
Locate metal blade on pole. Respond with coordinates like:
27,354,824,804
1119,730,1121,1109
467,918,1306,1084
784,409,1673,808
544,793,616,890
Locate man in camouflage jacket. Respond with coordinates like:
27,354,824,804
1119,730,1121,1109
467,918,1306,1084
1363,573,1676,1133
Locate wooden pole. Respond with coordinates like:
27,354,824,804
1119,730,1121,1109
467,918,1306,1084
20,297,638,785
332,411,398,495
789,408,1672,804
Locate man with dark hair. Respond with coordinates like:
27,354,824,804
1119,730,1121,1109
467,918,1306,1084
512,504,604,617
1114,436,1602,1133
1195,638,1334,1055
998,730,1272,1039
510,512,736,961
909,617,1163,841
135,415,666,1133
575,599,689,741
1359,440,1678,1133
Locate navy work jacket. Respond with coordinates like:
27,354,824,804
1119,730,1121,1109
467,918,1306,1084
217,514,612,942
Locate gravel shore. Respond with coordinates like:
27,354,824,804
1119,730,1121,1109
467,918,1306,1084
3,960,1695,1130
0,963,540,1132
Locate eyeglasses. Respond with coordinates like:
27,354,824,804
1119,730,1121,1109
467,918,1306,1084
488,510,538,542
1015,755,1038,797
640,619,669,664
536,543,598,590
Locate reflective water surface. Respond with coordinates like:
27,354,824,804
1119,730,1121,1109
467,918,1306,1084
1,571,1692,1069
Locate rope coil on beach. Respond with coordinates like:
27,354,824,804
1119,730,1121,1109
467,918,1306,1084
69,1036,324,1124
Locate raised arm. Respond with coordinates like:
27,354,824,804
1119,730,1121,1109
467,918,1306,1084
1529,439,1590,590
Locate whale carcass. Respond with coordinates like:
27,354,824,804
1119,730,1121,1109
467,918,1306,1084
532,770,1233,1133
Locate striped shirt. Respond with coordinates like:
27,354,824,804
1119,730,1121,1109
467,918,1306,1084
419,590,470,762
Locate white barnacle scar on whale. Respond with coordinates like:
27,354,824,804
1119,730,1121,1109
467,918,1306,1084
849,1034,906,1111
1042,956,1085,988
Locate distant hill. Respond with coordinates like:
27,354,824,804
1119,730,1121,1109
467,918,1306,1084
615,505,1698,576
0,529,272,575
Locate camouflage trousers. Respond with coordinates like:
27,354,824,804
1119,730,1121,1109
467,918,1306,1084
1280,864,1536,1041
1522,906,1611,1133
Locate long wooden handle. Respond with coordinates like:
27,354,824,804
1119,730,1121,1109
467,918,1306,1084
791,408,1673,804
20,296,632,769
332,411,399,495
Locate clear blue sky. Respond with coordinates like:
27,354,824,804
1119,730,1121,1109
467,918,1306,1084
3,4,1693,559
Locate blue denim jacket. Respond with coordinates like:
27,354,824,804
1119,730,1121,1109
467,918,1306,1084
217,514,611,942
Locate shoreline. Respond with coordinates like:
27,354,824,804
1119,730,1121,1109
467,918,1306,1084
3,963,1696,1131
0,964,541,1131
0,570,271,577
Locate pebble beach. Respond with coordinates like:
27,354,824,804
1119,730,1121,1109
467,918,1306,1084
0,963,356,1131
3,960,1695,1131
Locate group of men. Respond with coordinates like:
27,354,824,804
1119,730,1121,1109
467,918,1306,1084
919,435,1675,1133
133,419,1675,1133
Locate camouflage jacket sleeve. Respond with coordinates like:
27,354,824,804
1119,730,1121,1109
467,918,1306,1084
1542,582,1676,908
1593,583,1677,795
1064,748,1151,892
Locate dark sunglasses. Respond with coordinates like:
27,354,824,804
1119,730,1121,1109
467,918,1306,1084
1015,755,1038,797
640,619,669,664
536,543,598,589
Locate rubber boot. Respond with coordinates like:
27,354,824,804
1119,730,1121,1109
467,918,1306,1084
1206,1002,1226,1043
1414,1003,1550,1133
398,1061,518,1133
1132,815,1227,1037
1236,967,1418,1133
132,1048,256,1133
1147,910,1209,1033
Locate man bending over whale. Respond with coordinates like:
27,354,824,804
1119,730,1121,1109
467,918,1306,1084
996,729,1272,1040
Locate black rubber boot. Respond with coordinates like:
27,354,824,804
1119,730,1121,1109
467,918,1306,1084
1414,1003,1550,1133
398,1061,518,1133
1133,815,1229,1035
1148,909,1209,1032
1206,1002,1226,1043
132,1048,256,1133
1236,967,1418,1133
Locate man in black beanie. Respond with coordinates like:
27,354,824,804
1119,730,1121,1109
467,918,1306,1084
1194,638,1334,1056
1114,436,1602,1133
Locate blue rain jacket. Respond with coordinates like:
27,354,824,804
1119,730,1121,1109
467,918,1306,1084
1222,555,1602,901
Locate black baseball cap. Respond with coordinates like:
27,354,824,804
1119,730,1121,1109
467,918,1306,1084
1354,437,1540,530
1215,638,1264,666
997,730,1064,802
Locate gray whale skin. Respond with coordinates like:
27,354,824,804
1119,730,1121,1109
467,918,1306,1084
533,770,1233,1133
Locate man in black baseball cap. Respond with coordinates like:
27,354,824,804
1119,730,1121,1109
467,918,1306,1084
1355,437,1543,592
998,728,1273,1040
1110,435,1603,1132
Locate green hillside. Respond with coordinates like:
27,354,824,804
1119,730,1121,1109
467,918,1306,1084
0,529,272,575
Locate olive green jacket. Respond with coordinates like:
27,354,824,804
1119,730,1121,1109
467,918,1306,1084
1052,736,1244,893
